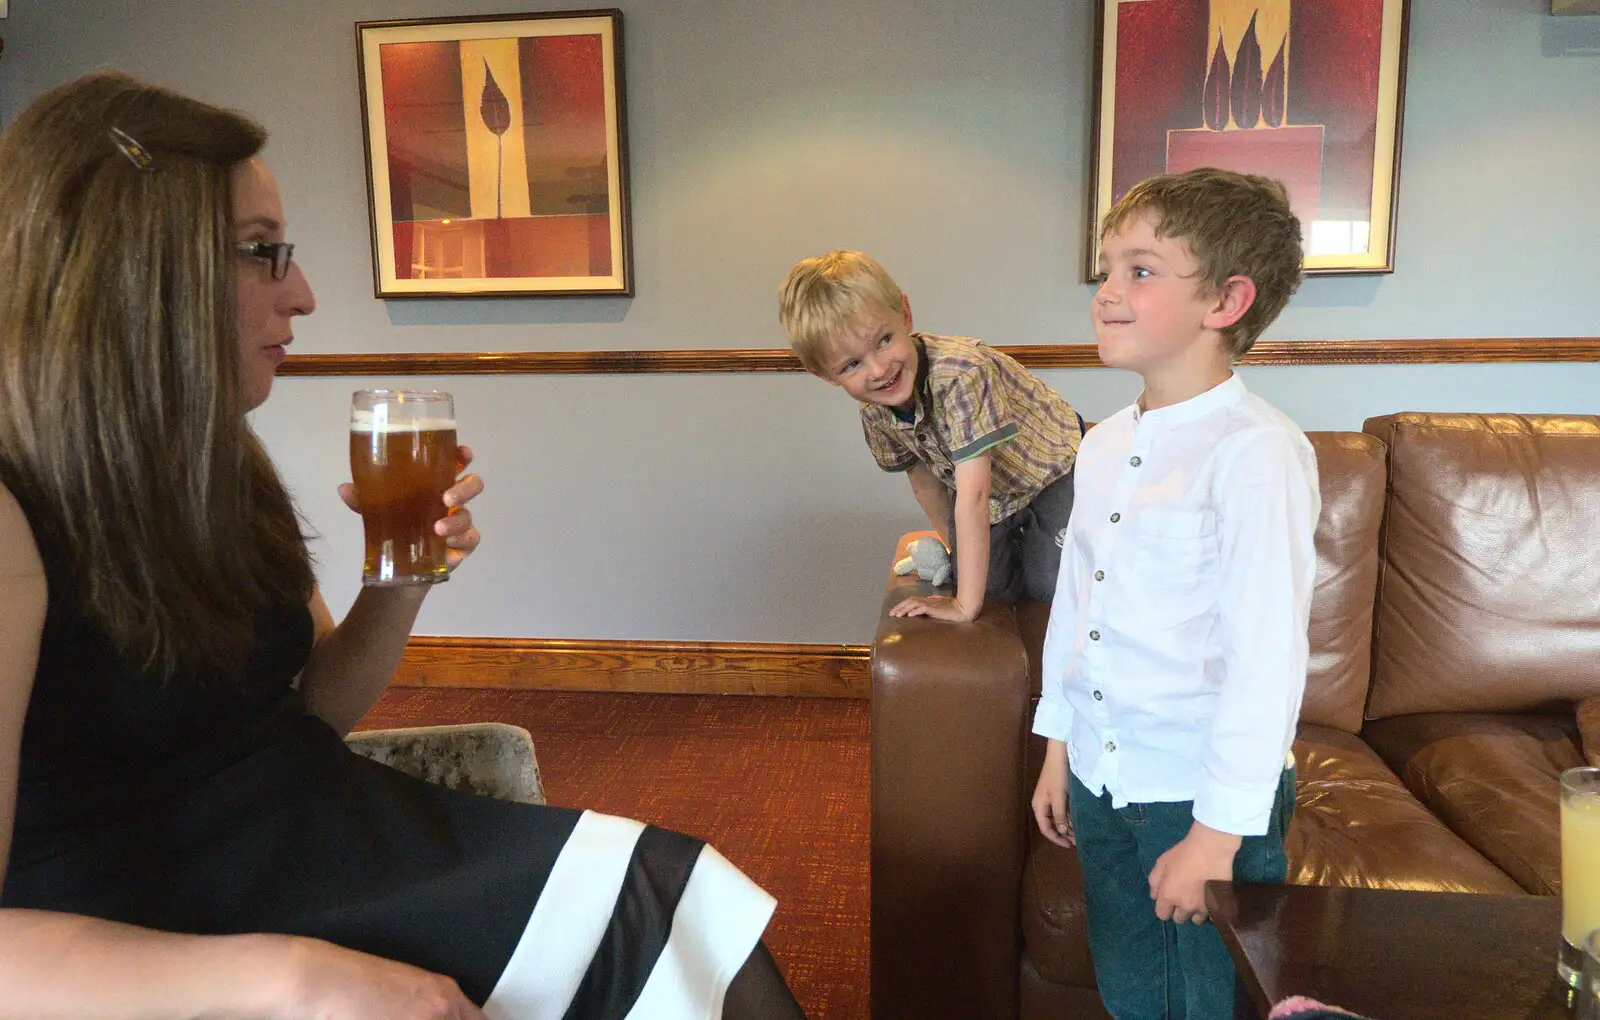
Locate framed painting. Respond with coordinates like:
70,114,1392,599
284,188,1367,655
1087,0,1410,278
356,9,631,297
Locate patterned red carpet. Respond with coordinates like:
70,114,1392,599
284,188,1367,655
357,688,871,1019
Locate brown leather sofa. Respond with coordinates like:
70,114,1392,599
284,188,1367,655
870,412,1600,1019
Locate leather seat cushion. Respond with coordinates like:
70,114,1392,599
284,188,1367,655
1361,712,1582,894
1288,724,1523,894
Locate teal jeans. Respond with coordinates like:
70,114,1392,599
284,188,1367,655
1069,767,1296,1020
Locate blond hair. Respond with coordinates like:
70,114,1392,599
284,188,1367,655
0,71,314,680
1101,168,1303,359
778,250,904,373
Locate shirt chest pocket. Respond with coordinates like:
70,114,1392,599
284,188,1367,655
1130,509,1217,596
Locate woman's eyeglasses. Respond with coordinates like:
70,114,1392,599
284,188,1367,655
236,241,296,281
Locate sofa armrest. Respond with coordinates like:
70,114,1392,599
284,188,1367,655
871,553,1032,1019
345,722,546,805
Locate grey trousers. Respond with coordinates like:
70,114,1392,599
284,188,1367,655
948,469,1076,604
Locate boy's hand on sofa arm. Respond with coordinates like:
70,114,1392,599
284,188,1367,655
1148,821,1242,925
888,593,980,622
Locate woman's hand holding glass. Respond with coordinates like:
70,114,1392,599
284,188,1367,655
339,444,483,574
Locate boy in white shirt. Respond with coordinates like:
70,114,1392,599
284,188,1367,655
1030,168,1321,1020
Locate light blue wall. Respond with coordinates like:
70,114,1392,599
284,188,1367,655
3,0,1596,643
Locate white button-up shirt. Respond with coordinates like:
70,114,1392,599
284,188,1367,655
1032,374,1320,836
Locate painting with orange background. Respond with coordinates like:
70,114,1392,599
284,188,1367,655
1089,0,1409,274
357,11,631,297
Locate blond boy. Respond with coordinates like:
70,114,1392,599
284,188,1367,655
779,251,1083,621
1030,168,1320,1019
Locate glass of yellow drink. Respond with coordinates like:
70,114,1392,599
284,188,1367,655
1561,767,1600,988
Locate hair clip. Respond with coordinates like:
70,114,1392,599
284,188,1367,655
109,126,155,171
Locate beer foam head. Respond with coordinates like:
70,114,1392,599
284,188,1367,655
350,408,457,433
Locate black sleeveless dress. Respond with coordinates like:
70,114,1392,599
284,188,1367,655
3,586,775,1018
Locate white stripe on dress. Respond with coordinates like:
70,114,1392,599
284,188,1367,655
483,810,645,1020
623,843,778,1020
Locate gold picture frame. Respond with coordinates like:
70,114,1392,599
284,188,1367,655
1087,0,1411,278
356,9,632,298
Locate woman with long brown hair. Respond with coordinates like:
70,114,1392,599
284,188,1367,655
0,71,804,1019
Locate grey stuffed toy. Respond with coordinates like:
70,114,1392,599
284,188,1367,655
894,536,952,587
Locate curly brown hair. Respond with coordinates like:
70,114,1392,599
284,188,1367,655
1101,168,1303,359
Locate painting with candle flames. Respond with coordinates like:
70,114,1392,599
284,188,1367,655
1087,0,1410,277
356,10,631,297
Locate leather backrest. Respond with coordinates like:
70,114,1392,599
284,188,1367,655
1301,432,1388,733
1364,413,1600,718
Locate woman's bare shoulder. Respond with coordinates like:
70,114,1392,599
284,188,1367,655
0,482,47,747
0,484,45,582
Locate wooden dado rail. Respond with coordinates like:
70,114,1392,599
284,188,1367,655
281,337,1600,376
393,636,871,698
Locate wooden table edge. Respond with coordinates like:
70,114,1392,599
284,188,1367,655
1206,880,1276,1019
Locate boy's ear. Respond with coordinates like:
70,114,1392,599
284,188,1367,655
901,292,914,333
1201,275,1257,332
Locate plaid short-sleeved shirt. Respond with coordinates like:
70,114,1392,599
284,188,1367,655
860,333,1082,523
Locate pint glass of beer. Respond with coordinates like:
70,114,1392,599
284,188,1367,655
349,389,458,587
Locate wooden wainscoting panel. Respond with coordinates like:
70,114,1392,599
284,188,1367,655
393,636,871,698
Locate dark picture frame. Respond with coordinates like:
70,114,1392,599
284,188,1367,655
1086,0,1410,279
356,9,632,297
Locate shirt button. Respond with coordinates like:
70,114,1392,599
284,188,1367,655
1093,690,1104,701
1105,741,1116,752
1094,570,1105,581
1109,512,1121,523
1089,630,1100,641
1130,456,1142,467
